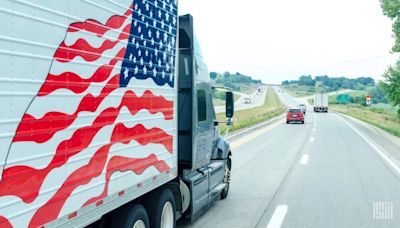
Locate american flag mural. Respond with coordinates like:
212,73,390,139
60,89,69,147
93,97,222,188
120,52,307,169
0,0,177,227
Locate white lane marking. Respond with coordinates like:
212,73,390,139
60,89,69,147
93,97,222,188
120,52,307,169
300,154,309,165
337,115,400,176
266,205,288,228
310,137,314,143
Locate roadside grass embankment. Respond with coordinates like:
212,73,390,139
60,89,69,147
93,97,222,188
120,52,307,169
217,87,286,132
330,104,400,137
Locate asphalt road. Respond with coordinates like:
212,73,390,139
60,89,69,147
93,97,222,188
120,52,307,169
178,87,400,228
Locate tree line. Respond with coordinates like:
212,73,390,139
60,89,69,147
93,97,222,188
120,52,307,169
210,71,262,91
281,75,375,90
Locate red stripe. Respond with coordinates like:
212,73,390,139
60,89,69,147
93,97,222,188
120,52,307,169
68,4,133,37
54,23,131,63
96,200,103,207
38,47,126,96
83,155,169,207
14,82,173,143
2,122,172,203
29,149,168,227
68,212,77,219
0,216,12,228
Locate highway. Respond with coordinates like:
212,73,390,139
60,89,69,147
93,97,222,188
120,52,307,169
178,87,400,228
215,87,267,113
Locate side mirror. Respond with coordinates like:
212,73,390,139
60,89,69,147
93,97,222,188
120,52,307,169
226,117,234,126
225,91,234,118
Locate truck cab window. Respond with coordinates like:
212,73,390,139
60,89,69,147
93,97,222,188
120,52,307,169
197,90,207,121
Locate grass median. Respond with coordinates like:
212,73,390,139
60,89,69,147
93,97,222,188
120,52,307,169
217,87,286,132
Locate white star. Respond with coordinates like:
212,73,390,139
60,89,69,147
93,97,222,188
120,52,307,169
134,66,139,74
143,66,147,75
163,1,166,10
161,20,165,29
160,41,163,49
156,30,160,39
158,10,162,18
133,56,137,63
135,4,138,10
138,25,142,33
153,20,157,27
148,30,152,38
146,3,150,11
151,38,155,45
170,56,174,65
158,59,162,66
143,40,147,47
153,68,157,77
150,11,153,18
138,9,141,16
140,58,144,65
162,70,165,78
149,60,153,68
138,50,142,57
171,37,175,44
172,17,176,26
136,41,139,49
124,68,129,78
155,1,158,7
129,53,133,61
142,15,145,21
155,48,159,56
169,25,172,33
145,50,149,56
134,20,138,27
166,13,170,22
146,21,149,28
163,32,168,42
163,53,167,61
166,64,170,72
140,34,144,40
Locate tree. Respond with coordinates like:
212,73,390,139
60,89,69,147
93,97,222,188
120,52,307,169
210,72,218,80
380,62,400,117
380,0,400,52
281,80,289,85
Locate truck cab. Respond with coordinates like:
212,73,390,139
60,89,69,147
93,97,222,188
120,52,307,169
177,14,234,221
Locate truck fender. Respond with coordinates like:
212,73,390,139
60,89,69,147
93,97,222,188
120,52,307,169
215,137,231,160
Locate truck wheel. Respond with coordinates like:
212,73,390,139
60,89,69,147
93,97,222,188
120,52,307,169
147,188,176,228
113,204,149,228
302,121,304,124
221,153,232,199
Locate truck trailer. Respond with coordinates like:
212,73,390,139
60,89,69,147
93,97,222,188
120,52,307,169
313,93,329,112
0,1,234,227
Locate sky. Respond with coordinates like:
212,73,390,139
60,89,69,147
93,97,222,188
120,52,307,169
179,0,399,84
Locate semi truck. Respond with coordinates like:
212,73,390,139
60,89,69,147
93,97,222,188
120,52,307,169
313,93,329,112
0,1,234,228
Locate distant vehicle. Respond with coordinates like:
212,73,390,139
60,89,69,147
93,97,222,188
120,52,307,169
298,104,307,114
244,96,252,104
314,93,328,112
287,108,305,124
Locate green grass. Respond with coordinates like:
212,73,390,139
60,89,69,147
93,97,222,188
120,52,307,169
282,85,315,97
217,87,286,132
331,104,400,137
213,93,240,106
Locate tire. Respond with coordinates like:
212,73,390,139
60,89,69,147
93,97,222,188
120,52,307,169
302,121,304,124
113,204,149,228
221,153,232,199
147,188,176,228
286,121,289,124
